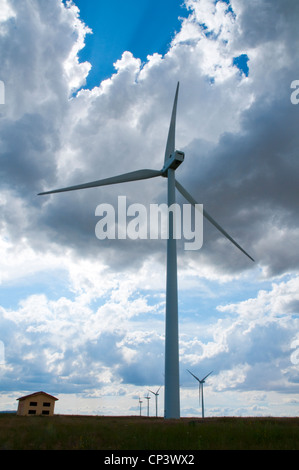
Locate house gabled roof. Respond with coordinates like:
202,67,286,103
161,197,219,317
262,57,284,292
17,391,58,401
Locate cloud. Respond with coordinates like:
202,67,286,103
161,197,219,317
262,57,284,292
2,0,298,281
206,276,299,393
1,262,298,399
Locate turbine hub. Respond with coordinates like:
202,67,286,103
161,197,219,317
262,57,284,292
162,150,185,176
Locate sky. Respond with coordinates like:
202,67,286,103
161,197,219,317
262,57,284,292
0,0,299,417
73,0,190,88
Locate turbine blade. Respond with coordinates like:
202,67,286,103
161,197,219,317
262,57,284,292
175,180,255,262
164,82,179,164
201,371,213,382
187,369,200,382
38,169,163,196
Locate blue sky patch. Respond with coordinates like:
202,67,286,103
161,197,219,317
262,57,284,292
73,0,188,88
233,54,250,77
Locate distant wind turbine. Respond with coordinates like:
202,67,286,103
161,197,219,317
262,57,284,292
145,393,151,417
139,397,143,417
187,369,213,418
38,82,254,419
148,387,161,417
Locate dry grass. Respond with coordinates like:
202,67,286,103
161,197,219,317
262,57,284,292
0,414,298,450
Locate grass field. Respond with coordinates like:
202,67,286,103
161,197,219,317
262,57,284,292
0,414,298,450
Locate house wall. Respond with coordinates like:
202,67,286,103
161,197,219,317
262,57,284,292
17,395,56,416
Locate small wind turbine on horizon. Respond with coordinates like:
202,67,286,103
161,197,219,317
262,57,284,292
145,393,151,417
148,387,161,417
38,82,254,419
139,397,143,417
187,369,212,418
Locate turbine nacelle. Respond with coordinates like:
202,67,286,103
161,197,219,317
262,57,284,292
162,150,185,176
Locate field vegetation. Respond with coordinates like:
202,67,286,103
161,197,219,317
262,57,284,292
0,414,298,450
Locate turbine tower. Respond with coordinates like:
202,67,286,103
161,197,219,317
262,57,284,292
38,82,254,419
187,369,212,418
145,393,151,417
148,387,161,417
138,397,143,417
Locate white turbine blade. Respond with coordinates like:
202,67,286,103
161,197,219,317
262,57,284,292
164,82,179,164
201,371,213,382
187,369,200,382
38,169,163,196
175,179,255,262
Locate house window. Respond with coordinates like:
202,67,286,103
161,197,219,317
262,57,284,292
30,401,37,406
42,410,50,415
28,410,36,415
43,402,51,407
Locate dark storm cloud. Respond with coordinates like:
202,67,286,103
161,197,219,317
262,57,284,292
181,79,299,276
1,113,59,194
1,0,299,279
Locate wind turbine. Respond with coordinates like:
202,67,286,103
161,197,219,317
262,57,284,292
38,82,254,419
138,397,143,416
148,387,161,417
145,393,151,417
187,369,212,418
